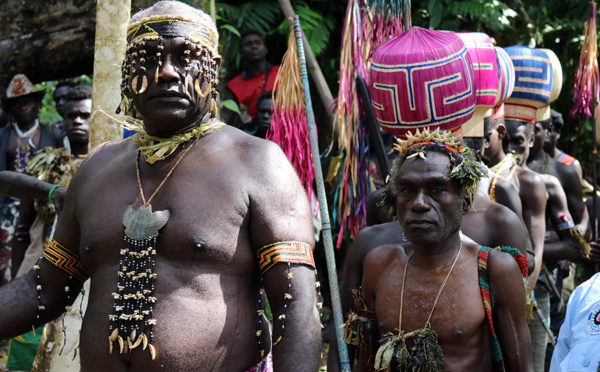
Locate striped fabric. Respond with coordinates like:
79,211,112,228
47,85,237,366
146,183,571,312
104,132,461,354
42,239,88,282
257,241,315,275
478,245,529,372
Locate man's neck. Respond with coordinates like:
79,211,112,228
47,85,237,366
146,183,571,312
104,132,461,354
15,120,36,133
70,142,89,157
407,233,462,267
526,147,546,172
246,60,267,77
547,146,559,159
487,148,506,167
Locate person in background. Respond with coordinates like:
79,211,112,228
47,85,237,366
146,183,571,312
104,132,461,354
246,90,273,139
223,30,279,129
51,81,79,138
543,110,583,182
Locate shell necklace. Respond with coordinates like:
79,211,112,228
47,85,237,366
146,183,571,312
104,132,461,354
109,134,200,361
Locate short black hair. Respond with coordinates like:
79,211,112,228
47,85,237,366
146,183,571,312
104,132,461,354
55,81,79,90
241,29,264,42
551,109,564,131
462,137,484,153
65,85,92,102
257,90,274,105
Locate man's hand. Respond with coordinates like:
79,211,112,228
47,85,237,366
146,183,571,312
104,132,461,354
587,241,600,263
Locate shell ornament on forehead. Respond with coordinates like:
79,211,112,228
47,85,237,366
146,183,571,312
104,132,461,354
116,14,221,117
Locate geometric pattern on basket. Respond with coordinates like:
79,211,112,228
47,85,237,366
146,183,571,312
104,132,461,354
257,241,315,276
369,27,476,137
42,238,89,282
506,45,552,104
457,32,498,107
504,45,553,123
494,46,515,107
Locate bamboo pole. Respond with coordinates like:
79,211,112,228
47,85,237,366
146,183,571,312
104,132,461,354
279,0,334,112
293,16,351,372
90,0,131,147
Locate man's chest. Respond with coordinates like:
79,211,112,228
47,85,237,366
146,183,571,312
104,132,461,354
75,168,251,268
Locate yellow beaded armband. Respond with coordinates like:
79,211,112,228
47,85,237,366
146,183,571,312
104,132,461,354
42,239,89,282
257,241,315,275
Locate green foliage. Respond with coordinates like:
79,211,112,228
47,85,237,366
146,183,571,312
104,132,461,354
213,0,335,77
221,99,241,114
35,75,92,125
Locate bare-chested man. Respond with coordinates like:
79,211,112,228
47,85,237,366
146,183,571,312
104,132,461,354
0,2,321,371
542,110,583,182
504,118,588,372
347,130,532,372
484,116,547,288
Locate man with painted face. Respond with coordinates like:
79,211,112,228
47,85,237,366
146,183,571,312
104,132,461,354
0,2,321,372
347,129,532,372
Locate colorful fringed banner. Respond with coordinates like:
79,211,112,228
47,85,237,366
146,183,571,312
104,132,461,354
330,0,409,247
267,30,317,213
504,45,553,123
570,1,599,120
331,0,371,247
370,27,476,138
369,0,407,55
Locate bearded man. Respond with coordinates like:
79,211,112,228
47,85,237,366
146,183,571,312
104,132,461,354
0,2,321,371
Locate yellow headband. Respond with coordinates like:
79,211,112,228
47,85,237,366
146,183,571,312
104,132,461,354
127,14,219,55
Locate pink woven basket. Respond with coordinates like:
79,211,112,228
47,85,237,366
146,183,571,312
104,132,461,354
457,32,498,136
370,27,476,138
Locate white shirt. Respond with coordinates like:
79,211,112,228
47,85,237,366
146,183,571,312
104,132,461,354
550,273,600,371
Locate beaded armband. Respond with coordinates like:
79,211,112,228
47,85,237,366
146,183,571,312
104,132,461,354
257,241,315,275
256,241,321,348
42,239,89,282
343,288,377,347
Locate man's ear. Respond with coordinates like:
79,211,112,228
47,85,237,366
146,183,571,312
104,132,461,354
496,124,506,139
462,192,472,215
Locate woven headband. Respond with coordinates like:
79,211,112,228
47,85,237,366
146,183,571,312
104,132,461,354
403,141,467,155
127,15,218,54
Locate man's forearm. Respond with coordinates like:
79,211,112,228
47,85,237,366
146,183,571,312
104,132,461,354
264,266,321,371
0,171,55,200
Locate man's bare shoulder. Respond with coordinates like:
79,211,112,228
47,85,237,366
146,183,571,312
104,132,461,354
69,138,137,183
516,167,546,198
364,243,405,270
487,248,523,281
213,125,291,173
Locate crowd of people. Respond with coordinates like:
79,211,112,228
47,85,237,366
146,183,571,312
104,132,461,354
0,1,598,372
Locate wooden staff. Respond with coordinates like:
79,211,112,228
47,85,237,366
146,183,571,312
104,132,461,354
293,15,351,372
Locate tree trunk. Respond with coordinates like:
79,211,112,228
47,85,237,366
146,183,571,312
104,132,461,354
89,0,131,147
